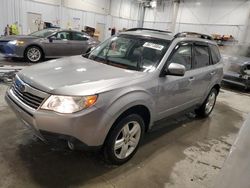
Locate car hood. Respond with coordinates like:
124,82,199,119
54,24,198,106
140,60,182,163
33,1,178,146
18,56,147,96
0,35,38,42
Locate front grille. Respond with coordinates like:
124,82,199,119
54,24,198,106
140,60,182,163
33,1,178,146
12,79,45,109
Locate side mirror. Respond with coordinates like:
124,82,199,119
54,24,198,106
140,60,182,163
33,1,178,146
48,36,56,43
166,63,186,76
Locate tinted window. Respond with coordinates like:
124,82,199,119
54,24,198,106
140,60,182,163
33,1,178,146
168,44,192,70
193,45,210,68
72,32,89,41
55,31,71,40
209,44,221,64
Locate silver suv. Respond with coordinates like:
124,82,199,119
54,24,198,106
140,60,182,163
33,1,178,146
5,28,223,165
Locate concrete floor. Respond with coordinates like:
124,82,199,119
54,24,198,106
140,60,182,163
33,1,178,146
0,58,250,188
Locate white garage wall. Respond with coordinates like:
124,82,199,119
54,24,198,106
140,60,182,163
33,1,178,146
144,0,250,42
176,0,250,42
144,0,172,30
64,0,110,15
0,0,23,34
1,0,249,42
108,0,140,35
23,0,60,33
32,0,60,5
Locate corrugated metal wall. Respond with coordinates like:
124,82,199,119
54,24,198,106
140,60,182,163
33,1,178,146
1,0,249,42
143,0,250,42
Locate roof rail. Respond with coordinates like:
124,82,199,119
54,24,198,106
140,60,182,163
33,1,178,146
125,28,172,34
174,32,213,40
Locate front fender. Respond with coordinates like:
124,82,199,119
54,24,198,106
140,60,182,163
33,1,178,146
93,87,156,145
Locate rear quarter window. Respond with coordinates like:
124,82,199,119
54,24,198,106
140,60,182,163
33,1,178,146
209,44,221,64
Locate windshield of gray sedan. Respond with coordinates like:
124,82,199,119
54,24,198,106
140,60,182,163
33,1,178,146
29,29,57,38
88,35,170,72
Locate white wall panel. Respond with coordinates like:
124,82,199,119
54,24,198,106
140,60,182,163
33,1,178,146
0,0,23,35
32,0,60,5
143,0,250,42
110,0,139,20
64,0,110,15
23,0,60,33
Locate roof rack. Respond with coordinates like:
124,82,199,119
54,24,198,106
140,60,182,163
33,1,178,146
174,32,213,40
125,28,172,34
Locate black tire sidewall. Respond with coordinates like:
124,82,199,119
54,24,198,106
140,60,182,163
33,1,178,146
104,114,145,165
196,88,218,117
25,46,42,63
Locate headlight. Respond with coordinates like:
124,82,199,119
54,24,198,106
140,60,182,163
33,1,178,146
41,95,97,113
8,40,24,46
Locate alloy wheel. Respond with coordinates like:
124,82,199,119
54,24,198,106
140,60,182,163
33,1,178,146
205,91,216,114
114,121,141,159
27,47,41,62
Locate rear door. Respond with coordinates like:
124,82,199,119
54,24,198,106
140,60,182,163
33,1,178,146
157,42,197,119
70,32,90,55
44,31,72,57
191,42,215,101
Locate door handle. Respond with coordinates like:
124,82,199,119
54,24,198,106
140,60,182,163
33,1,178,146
210,71,216,75
189,77,195,81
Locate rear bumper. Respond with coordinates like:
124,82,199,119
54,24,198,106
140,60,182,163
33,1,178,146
223,73,250,89
5,88,108,149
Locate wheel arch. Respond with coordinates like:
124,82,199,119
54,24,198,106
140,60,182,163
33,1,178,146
24,44,45,58
213,84,220,95
103,104,151,146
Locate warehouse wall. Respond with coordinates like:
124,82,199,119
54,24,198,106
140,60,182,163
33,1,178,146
144,0,250,43
63,0,110,15
1,0,249,43
144,0,173,30
109,0,139,32
0,0,140,40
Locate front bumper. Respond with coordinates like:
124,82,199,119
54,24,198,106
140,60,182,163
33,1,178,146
223,72,250,89
5,87,108,149
0,42,23,58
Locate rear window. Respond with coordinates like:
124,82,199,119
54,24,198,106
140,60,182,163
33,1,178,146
209,44,221,64
193,45,210,68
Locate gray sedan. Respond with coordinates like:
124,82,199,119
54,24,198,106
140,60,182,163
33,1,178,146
0,28,99,63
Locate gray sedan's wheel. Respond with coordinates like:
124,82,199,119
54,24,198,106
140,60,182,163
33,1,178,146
25,46,42,63
104,114,145,165
195,88,218,117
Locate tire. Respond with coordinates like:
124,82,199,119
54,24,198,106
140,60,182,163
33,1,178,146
104,114,145,165
25,46,43,63
195,88,218,118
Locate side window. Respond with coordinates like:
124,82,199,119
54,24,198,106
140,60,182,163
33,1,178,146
55,32,71,40
72,32,89,41
209,44,221,64
168,44,192,70
193,45,210,68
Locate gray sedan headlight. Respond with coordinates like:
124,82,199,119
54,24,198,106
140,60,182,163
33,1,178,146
8,40,25,46
41,95,97,113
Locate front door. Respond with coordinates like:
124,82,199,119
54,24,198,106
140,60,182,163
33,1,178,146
156,42,197,120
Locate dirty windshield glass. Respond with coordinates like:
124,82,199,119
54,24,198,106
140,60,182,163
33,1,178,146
88,35,170,72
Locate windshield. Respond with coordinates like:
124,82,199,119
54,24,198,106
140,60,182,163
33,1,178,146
29,29,57,38
88,34,170,72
